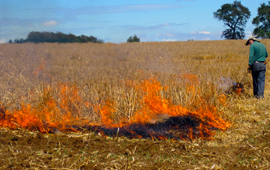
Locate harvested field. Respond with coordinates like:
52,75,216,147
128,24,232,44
0,40,270,169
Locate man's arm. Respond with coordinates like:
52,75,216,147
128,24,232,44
249,46,254,65
265,47,268,64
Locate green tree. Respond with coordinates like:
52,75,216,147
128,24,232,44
12,31,103,43
14,38,25,43
214,1,251,39
252,2,270,39
25,31,103,43
27,31,43,43
127,35,140,42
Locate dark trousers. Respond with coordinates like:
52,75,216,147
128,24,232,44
252,62,266,98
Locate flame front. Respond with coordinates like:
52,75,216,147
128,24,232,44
0,75,231,140
0,84,88,133
97,76,230,140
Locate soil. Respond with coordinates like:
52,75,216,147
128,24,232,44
0,128,269,169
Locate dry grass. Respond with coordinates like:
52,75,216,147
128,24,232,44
0,40,270,169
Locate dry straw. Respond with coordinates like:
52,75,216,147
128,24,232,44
0,40,269,168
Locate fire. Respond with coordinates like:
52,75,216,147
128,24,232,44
235,84,243,94
233,83,244,95
0,75,231,140
0,84,88,133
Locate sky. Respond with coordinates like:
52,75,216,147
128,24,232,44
0,0,268,43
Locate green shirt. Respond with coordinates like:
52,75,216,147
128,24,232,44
249,41,268,66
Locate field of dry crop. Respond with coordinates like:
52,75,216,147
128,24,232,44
0,40,270,169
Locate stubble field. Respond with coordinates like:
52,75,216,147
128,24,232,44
0,40,270,169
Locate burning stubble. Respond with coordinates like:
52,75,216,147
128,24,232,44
0,76,230,140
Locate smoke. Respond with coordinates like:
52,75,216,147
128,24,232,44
217,77,237,92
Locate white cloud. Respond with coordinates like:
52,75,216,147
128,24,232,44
121,23,187,33
165,33,174,37
162,39,177,41
0,39,5,44
198,31,210,34
42,20,58,26
191,31,211,35
115,4,182,12
245,31,252,38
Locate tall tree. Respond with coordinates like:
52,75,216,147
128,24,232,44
252,2,270,39
214,1,251,39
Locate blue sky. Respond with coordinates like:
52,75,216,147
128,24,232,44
0,0,268,43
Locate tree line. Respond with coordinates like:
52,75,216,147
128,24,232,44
214,1,270,39
8,31,104,43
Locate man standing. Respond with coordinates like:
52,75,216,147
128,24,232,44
246,36,268,98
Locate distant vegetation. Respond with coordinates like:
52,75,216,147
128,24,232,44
127,35,140,43
252,1,270,39
214,1,250,40
8,31,104,43
214,0,270,40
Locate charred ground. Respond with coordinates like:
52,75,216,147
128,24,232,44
84,115,214,140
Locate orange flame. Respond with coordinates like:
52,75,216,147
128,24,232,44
235,84,242,94
96,76,230,139
0,75,231,140
0,84,88,133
